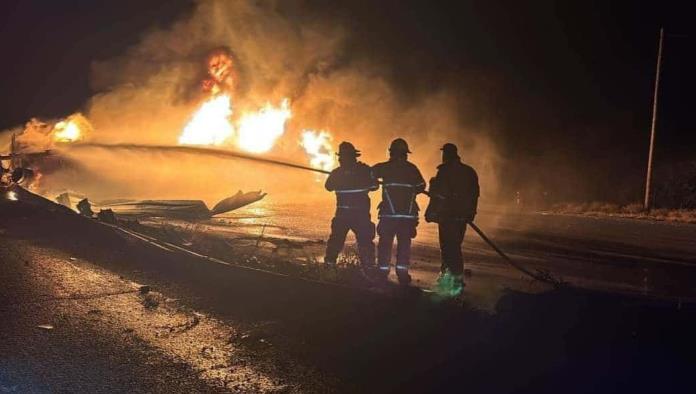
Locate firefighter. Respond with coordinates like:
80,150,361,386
324,142,379,272
372,138,425,284
425,143,479,296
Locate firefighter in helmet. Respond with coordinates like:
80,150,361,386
372,138,425,284
425,143,479,296
324,141,379,272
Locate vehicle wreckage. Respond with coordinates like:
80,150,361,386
54,190,267,220
3,128,268,220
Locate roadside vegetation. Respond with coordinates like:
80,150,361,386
541,161,696,224
547,202,696,224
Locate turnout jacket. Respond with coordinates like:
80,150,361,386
325,161,379,215
372,159,426,220
425,159,479,222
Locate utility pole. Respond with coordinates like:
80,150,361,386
644,27,664,211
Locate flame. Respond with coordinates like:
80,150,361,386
203,50,235,95
300,130,336,172
28,171,42,192
179,95,234,146
53,121,80,142
6,191,18,201
237,99,291,153
52,113,90,142
179,50,293,153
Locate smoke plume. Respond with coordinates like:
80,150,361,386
36,0,502,205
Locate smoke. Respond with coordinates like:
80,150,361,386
43,0,502,205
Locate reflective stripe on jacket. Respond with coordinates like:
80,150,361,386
325,161,378,214
372,159,425,220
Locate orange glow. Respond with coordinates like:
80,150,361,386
52,113,91,142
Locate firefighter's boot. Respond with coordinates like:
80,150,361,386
396,265,412,285
435,271,464,297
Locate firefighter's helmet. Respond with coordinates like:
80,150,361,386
337,141,361,157
389,138,412,154
441,143,458,155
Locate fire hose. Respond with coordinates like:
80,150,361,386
65,142,564,287
420,190,564,287
466,221,564,287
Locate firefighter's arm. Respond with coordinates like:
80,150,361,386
424,176,443,223
367,168,379,191
428,169,444,197
324,169,338,192
370,163,383,181
462,169,480,222
413,166,426,194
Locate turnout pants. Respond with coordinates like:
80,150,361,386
325,213,375,267
377,218,417,270
438,221,467,275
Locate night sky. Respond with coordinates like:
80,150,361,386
0,0,693,202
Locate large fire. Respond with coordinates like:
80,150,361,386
179,50,293,153
179,50,236,146
300,130,336,172
237,99,291,153
177,50,333,171
178,95,234,146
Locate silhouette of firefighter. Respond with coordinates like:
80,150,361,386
372,138,425,284
425,143,479,295
324,142,379,271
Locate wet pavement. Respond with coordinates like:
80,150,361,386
179,198,696,305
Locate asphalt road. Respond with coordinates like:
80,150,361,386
3,188,696,393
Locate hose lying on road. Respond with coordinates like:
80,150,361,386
468,222,565,287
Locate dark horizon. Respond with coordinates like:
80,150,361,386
1,0,693,204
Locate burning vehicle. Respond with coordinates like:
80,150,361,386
1,114,90,189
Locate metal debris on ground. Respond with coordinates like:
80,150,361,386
97,208,117,224
76,198,94,217
141,293,160,309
